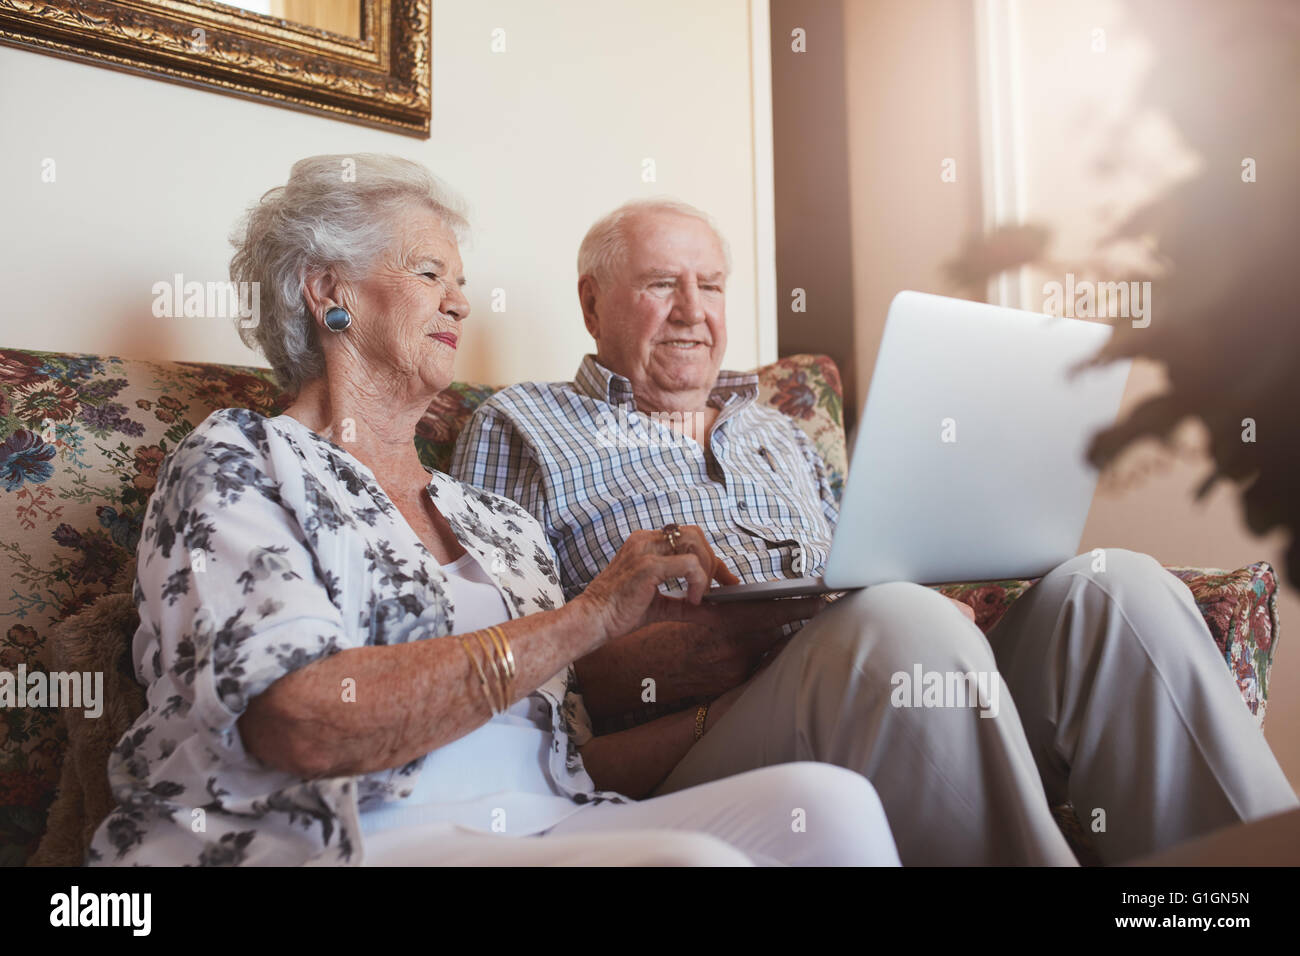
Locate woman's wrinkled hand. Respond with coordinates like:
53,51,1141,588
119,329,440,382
570,526,740,643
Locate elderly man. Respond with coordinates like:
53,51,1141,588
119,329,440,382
451,199,1297,865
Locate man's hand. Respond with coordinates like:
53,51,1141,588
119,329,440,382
574,597,822,718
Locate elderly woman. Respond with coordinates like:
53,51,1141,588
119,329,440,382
88,154,899,866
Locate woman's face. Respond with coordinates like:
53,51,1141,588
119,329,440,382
340,204,470,399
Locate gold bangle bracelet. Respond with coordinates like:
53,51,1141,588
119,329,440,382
486,625,517,700
694,703,710,741
483,626,512,708
474,630,508,714
492,625,516,680
459,636,500,716
473,630,504,713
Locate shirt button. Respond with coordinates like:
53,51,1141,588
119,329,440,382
737,500,747,510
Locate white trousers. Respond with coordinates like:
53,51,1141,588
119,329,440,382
361,763,901,866
653,548,1298,865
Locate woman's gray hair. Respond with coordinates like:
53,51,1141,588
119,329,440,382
230,153,469,394
576,198,731,286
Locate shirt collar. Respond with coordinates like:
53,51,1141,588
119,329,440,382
574,354,759,410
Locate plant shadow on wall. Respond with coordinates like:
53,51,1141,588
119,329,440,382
944,0,1300,587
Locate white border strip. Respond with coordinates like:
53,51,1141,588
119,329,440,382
749,0,778,364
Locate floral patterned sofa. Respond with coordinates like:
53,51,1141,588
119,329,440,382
0,347,1282,866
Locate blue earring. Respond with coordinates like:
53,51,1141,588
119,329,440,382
324,306,352,332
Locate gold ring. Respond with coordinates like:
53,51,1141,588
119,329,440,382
661,522,682,554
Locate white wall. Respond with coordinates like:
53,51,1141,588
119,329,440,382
0,0,764,386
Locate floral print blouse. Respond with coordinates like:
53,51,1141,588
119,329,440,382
87,408,613,866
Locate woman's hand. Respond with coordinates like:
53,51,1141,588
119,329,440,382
569,526,739,644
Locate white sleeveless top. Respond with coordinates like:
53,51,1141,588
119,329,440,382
357,552,585,837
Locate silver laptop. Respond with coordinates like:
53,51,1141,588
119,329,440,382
703,290,1133,602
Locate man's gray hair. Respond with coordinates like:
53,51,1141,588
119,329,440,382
229,153,469,394
576,198,731,286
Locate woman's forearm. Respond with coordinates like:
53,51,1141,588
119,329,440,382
238,599,604,779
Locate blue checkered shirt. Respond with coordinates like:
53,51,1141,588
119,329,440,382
450,354,839,603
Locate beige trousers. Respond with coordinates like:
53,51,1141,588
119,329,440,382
653,548,1299,865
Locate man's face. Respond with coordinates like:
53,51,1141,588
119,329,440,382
582,211,728,412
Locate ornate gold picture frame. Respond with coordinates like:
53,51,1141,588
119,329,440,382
0,0,431,137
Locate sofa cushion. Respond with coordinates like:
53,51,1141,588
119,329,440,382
25,581,142,867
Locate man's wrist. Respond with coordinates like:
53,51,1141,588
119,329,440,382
692,703,710,742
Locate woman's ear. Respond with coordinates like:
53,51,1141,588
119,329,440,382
578,274,600,342
301,267,345,323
